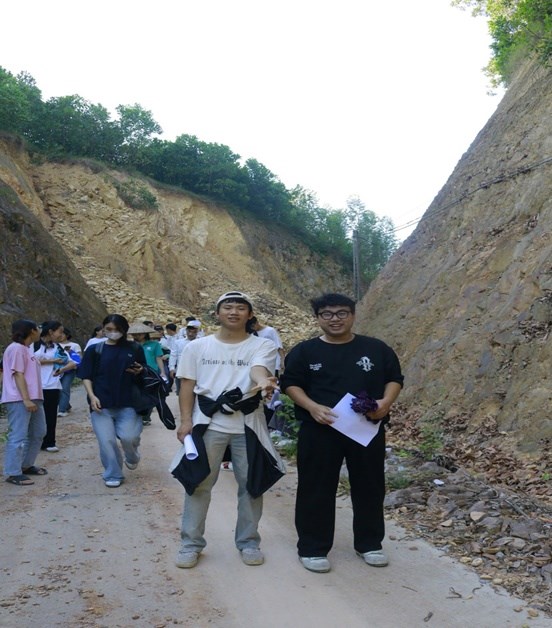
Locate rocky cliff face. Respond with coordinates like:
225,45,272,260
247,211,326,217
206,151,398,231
357,60,552,452
0,139,108,344
0,134,349,348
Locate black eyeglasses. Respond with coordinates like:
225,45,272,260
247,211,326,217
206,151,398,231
317,310,352,320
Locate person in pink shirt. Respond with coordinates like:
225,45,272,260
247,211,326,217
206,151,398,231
1,319,47,486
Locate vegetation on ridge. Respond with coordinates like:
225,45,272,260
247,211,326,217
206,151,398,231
453,0,552,86
0,67,397,292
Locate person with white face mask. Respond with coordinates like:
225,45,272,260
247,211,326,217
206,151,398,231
78,314,147,488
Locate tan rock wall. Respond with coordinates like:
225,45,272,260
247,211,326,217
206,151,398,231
356,60,552,450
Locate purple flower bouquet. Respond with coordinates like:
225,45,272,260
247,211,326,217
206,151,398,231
350,392,379,422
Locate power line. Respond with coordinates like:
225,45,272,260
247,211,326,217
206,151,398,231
391,155,552,234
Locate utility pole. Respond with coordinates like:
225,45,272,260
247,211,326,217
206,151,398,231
352,229,361,301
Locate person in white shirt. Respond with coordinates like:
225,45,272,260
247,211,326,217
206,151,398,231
169,321,201,394
250,318,285,375
174,291,279,569
84,325,106,350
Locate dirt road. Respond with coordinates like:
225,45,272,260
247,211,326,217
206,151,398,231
0,386,547,628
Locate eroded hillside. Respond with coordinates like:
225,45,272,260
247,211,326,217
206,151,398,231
0,136,352,346
357,59,552,453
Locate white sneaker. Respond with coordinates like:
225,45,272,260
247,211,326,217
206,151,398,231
45,446,59,452
241,548,264,566
124,455,140,470
57,412,68,417
356,550,388,567
105,479,121,488
299,556,331,573
175,550,200,569
221,462,233,471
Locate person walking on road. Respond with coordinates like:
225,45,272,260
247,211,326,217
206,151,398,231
78,314,146,488
280,293,403,573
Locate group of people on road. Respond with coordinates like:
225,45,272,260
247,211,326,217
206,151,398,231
1,290,403,574
0,320,82,486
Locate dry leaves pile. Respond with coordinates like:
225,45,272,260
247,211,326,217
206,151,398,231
384,405,551,618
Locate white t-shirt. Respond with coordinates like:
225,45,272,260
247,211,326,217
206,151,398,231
34,344,63,390
256,326,283,371
169,337,193,371
84,337,106,351
176,334,277,433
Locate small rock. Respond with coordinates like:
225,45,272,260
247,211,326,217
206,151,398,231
470,511,486,522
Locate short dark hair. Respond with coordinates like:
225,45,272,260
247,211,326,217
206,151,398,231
11,319,38,344
165,323,177,332
63,327,72,340
310,293,356,316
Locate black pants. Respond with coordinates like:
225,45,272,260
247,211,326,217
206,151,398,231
41,389,61,449
295,420,386,557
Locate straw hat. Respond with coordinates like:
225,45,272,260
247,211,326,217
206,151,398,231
128,322,156,334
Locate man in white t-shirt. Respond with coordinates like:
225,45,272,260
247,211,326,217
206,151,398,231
169,321,201,394
251,318,285,375
175,291,278,569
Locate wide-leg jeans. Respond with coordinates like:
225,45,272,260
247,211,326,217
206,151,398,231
180,428,262,553
3,400,47,477
90,407,142,481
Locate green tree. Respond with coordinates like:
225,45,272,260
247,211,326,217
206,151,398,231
346,196,398,286
0,67,42,136
452,0,552,85
244,158,291,222
115,104,162,165
33,95,120,160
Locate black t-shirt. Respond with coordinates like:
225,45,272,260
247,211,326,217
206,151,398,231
280,335,403,423
78,341,146,408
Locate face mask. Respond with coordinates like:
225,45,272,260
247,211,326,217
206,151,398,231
105,331,123,341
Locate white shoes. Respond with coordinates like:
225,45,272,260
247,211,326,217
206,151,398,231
240,548,264,566
356,550,389,567
175,550,200,569
299,556,331,573
105,479,121,488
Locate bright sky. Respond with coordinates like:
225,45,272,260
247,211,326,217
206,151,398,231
1,0,504,240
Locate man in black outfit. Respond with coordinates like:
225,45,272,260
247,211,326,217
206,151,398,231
280,293,403,573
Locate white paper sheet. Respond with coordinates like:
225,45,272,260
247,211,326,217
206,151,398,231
330,393,381,447
168,435,198,472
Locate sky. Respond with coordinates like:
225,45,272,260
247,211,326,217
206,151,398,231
1,0,504,240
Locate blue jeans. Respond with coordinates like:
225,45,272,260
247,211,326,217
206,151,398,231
180,428,263,552
58,370,77,413
90,407,142,481
3,400,47,477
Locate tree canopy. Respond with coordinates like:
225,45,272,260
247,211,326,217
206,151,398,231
452,0,552,85
0,66,398,292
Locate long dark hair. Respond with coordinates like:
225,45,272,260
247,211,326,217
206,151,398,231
39,321,63,345
11,319,38,344
102,314,130,345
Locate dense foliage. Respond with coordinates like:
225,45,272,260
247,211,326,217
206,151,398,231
452,0,552,85
0,67,397,289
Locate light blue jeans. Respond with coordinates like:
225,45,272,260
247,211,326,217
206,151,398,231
180,428,262,553
90,407,142,481
3,400,47,477
58,370,77,413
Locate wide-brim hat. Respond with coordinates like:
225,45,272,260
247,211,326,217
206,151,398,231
128,322,156,334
